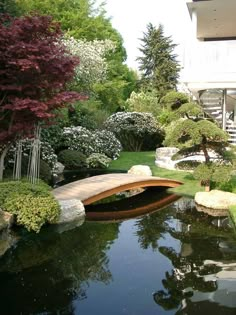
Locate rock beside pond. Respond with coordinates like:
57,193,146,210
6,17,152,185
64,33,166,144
56,199,85,224
195,190,236,210
0,210,14,231
128,165,152,176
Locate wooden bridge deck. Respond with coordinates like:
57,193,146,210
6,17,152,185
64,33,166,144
52,173,183,205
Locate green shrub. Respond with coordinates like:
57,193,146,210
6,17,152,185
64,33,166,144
175,160,202,170
0,180,51,206
0,180,60,232
39,160,52,184
58,149,87,170
86,153,111,169
104,112,164,151
3,194,60,233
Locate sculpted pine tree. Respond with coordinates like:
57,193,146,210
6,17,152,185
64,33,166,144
137,23,180,97
164,98,228,163
0,14,83,180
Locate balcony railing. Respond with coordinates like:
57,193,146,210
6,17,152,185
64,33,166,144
182,40,236,83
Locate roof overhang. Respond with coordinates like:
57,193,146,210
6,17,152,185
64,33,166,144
186,0,236,40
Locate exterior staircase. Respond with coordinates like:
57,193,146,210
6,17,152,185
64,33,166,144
199,90,236,145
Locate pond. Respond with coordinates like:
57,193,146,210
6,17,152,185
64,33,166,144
0,193,236,315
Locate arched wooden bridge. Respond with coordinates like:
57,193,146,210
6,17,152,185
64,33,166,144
52,173,183,205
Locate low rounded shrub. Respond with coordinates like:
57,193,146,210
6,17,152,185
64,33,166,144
86,153,111,169
0,180,60,232
104,112,164,151
58,149,87,170
3,194,60,233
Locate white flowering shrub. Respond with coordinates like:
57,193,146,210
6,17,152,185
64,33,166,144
104,112,164,151
62,37,116,87
7,139,58,170
62,126,122,159
86,153,111,169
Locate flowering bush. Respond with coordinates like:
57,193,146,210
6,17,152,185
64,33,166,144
62,37,116,88
104,112,164,151
62,126,122,159
86,153,111,169
7,139,58,170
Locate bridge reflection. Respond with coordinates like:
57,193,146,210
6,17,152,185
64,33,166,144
85,188,181,221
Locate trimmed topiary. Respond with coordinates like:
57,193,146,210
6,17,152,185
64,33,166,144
58,149,87,170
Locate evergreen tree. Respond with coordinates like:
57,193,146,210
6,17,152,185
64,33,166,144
137,23,180,98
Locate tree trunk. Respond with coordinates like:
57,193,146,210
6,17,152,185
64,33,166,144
202,144,210,163
0,145,10,181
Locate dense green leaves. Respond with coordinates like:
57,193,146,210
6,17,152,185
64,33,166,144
137,23,180,97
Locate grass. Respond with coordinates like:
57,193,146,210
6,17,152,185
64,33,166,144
109,151,204,198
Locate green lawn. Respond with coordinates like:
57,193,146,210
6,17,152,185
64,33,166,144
109,151,204,198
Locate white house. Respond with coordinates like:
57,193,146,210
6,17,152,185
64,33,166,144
182,0,236,143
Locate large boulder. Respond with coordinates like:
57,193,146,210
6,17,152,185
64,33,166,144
53,199,85,233
128,165,152,176
195,190,236,210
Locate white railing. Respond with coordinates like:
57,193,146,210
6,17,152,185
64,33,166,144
181,40,236,82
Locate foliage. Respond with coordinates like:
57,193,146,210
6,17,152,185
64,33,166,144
175,160,202,170
0,0,19,15
3,194,60,233
58,150,87,170
0,179,51,206
160,91,189,110
37,160,52,184
137,23,180,97
86,153,111,169
62,126,122,159
67,99,110,130
15,0,137,112
6,139,58,170
0,14,83,179
0,14,81,145
104,112,164,151
0,180,59,232
193,163,232,189
63,37,116,91
164,116,229,163
125,91,161,117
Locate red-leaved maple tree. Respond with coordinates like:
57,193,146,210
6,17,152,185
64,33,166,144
0,14,84,179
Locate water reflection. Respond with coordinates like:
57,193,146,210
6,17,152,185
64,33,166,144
0,197,236,314
151,201,236,314
0,222,119,314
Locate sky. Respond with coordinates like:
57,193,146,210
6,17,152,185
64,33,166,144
104,0,193,70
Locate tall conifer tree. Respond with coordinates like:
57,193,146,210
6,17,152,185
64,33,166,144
137,23,180,97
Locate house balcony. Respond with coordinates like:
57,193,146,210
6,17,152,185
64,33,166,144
181,40,236,95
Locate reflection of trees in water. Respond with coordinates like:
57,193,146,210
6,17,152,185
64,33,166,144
135,200,236,312
0,221,119,315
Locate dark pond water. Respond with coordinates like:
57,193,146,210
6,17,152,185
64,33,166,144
1,194,236,315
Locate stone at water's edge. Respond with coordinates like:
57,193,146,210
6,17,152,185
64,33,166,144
195,190,236,210
53,199,85,233
0,210,17,257
128,165,152,176
56,199,85,224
